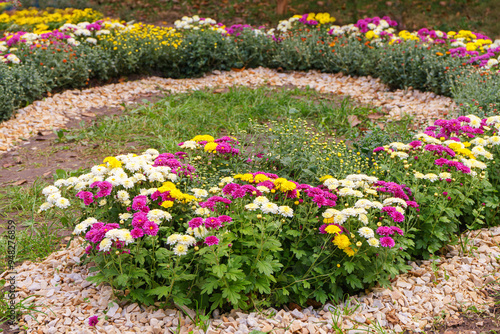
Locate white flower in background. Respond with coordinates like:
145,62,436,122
133,173,147,181
261,202,279,214
486,58,499,68
119,213,132,220
195,207,211,216
178,235,196,246
99,238,112,252
383,197,407,208
220,177,234,184
245,203,259,211
278,206,294,217
209,186,220,194
192,188,208,198
166,233,182,245
423,173,438,182
439,172,452,179
74,182,87,191
121,178,134,189
489,136,500,145
167,173,178,182
39,202,53,211
358,214,369,225
42,186,59,195
367,238,380,247
73,223,87,235
47,192,62,204
148,171,164,182
67,38,80,46
180,140,198,149
253,196,270,205
333,214,347,225
54,179,66,187
86,37,97,44
96,29,110,35
6,54,20,64
256,186,270,193
173,244,188,256
116,190,130,202
358,227,374,239
55,197,70,209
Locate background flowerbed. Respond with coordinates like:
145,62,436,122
1,5,500,316
0,9,498,121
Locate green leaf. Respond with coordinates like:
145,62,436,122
344,261,355,274
146,286,171,299
255,259,273,276
212,264,227,278
201,278,221,295
116,274,129,287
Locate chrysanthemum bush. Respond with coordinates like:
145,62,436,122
372,114,500,257
40,134,417,310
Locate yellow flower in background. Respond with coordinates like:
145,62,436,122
204,142,218,153
343,247,356,257
332,234,351,249
161,200,174,208
103,156,122,168
325,225,341,235
191,134,215,143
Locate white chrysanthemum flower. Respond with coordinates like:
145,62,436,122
133,173,147,182
99,199,107,206
178,235,196,246
47,192,62,204
467,115,482,128
389,142,411,151
192,188,208,198
414,172,425,179
195,207,211,216
333,214,347,225
39,202,53,211
124,162,141,172
105,175,121,186
256,186,270,193
439,172,452,179
354,199,372,209
119,213,132,220
89,175,104,183
148,172,165,183
209,186,220,194
340,180,356,189
167,173,178,182
173,244,188,256
278,206,293,218
166,233,182,245
147,209,167,223
470,137,488,146
261,202,279,214
144,149,160,156
489,136,500,145
42,186,59,196
359,214,369,225
86,37,97,44
73,223,87,235
352,190,364,198
74,182,87,191
323,178,339,189
55,197,70,209
180,140,199,150
253,196,270,205
392,152,409,159
395,206,405,214
424,173,439,182
99,238,112,252
383,197,407,208
193,226,209,238
358,227,374,239
54,179,66,187
245,203,259,211
116,190,130,202
220,177,234,184
121,178,134,189
367,238,380,247
364,188,378,195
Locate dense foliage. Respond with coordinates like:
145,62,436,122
0,10,498,121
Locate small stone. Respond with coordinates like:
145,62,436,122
455,292,464,303
291,309,304,319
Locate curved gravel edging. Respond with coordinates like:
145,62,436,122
2,227,499,334
0,67,456,153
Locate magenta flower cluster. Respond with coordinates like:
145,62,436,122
188,215,232,230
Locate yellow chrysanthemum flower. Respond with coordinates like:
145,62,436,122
332,234,351,249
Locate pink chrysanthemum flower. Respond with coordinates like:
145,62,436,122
204,236,220,246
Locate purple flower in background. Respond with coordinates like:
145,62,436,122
88,315,98,326
380,237,395,248
204,235,220,246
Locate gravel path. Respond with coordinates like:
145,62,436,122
0,67,456,153
2,227,499,334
